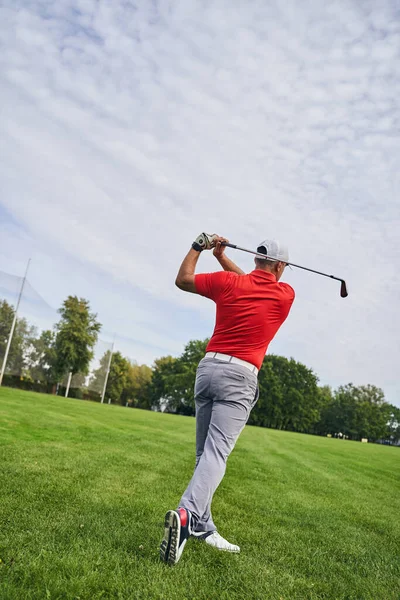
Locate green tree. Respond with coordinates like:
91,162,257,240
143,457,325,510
149,340,209,415
123,362,153,409
9,317,37,375
0,300,37,376
313,385,334,435
321,384,359,438
386,405,400,444
250,357,283,429
353,385,389,441
90,350,130,403
319,384,390,441
169,339,209,414
27,330,57,382
148,343,322,425
53,296,101,381
250,355,321,432
88,352,108,397
147,355,181,412
0,300,15,363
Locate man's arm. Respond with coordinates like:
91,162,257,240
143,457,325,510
175,248,202,294
213,239,245,275
175,233,220,294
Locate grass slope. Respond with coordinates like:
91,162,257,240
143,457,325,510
0,387,399,600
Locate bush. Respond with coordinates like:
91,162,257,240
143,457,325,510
2,374,53,395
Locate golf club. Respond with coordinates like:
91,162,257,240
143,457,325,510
221,242,348,298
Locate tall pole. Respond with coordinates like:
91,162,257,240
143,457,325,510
65,371,72,398
0,259,31,386
101,337,115,404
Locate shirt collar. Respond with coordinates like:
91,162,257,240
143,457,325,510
251,269,277,282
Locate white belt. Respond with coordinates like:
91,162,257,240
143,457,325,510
205,352,258,375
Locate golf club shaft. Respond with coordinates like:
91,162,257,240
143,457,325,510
221,242,348,297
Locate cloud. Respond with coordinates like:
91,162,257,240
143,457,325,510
0,0,399,404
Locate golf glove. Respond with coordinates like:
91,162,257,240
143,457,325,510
192,233,218,252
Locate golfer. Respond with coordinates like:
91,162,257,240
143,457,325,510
160,233,295,565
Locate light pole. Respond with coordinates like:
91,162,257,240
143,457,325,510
0,259,31,386
101,337,115,404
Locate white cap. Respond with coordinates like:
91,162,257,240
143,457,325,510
257,239,289,263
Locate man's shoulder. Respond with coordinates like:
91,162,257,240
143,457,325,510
196,270,236,281
278,281,295,300
194,270,238,298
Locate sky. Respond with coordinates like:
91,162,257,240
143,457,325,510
0,0,399,406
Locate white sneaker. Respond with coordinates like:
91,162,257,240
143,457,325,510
193,531,240,553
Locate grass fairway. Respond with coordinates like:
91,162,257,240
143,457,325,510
0,388,399,600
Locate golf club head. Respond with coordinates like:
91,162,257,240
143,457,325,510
340,280,348,298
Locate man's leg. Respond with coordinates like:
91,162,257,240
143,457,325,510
180,396,248,532
180,361,257,533
179,394,215,533
160,360,214,565
161,360,257,563
178,361,214,524
194,394,213,469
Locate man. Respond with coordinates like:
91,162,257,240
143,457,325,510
160,233,295,565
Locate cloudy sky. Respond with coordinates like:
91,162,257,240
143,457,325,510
1,0,399,406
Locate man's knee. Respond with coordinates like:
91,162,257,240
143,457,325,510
206,424,236,462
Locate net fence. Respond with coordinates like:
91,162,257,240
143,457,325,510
0,269,113,400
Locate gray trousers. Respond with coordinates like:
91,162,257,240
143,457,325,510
179,357,258,533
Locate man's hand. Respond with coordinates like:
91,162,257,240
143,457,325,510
213,237,245,276
192,233,219,252
213,237,229,259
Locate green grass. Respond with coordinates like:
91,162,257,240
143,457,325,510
0,388,399,600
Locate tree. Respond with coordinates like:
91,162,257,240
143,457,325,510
250,355,321,432
0,300,37,376
353,385,389,441
148,343,323,425
249,357,284,429
318,384,390,441
148,355,180,412
170,339,209,414
123,362,153,408
386,405,400,444
88,352,108,397
148,340,209,415
312,385,334,435
90,350,130,403
53,296,101,381
0,300,15,363
26,330,57,382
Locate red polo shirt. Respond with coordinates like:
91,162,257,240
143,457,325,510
194,270,295,370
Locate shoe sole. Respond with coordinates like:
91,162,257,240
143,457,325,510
160,510,181,565
212,546,240,553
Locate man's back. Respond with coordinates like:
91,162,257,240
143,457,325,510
195,269,295,369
